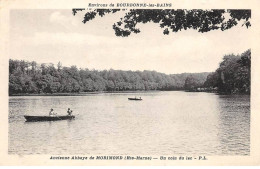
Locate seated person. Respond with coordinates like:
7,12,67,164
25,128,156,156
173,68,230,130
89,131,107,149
49,108,57,116
67,108,73,116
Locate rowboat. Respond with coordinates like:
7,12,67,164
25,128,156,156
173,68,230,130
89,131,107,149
128,97,142,101
24,115,75,122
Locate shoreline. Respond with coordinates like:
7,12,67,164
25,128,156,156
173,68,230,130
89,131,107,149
9,90,172,96
9,90,250,96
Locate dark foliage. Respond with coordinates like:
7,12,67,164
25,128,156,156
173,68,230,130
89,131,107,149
184,74,209,91
73,9,251,37
9,50,250,95
8,59,210,95
204,49,251,94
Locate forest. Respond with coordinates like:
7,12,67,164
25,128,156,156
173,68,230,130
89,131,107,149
9,59,209,95
203,49,251,94
9,49,250,95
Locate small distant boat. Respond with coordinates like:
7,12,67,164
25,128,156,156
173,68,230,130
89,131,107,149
128,97,142,101
24,115,75,122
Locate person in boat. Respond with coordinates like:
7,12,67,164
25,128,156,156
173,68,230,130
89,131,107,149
67,108,73,116
49,108,57,116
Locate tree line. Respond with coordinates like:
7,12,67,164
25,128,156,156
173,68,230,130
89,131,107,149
9,49,250,95
9,59,209,95
203,49,251,94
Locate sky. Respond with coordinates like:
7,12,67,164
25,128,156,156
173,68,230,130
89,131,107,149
10,9,251,74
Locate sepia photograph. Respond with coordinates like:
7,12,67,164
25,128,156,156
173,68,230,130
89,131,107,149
1,0,260,166
8,8,251,156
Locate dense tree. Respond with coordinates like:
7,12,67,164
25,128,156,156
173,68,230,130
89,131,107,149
9,49,250,95
184,74,208,91
204,49,251,94
9,59,211,95
73,9,251,37
204,72,219,88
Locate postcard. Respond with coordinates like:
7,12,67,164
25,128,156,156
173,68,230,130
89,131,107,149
0,0,259,166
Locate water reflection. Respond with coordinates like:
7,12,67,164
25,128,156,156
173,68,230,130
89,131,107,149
9,92,250,155
215,95,250,155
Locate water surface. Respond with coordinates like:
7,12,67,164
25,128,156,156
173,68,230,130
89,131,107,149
9,91,250,155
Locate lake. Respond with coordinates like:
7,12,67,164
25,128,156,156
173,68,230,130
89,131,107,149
8,91,250,155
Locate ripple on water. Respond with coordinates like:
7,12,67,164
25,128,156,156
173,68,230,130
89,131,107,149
9,92,250,155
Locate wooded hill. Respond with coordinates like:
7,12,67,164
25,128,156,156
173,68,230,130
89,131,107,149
9,49,250,95
9,59,210,95
204,49,251,94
